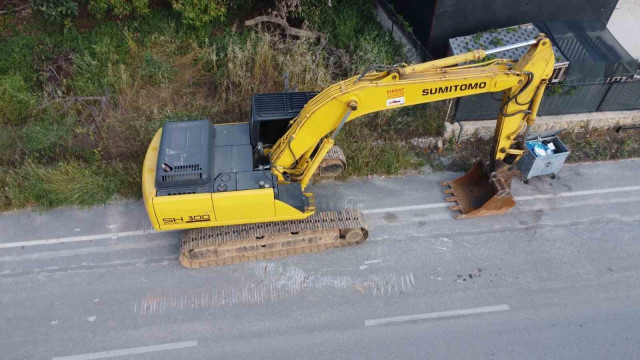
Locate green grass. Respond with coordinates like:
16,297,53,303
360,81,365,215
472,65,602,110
336,120,426,177
0,161,119,209
334,100,447,177
22,115,76,160
562,127,640,162
3,2,636,212
0,29,43,86
299,0,404,75
343,141,423,176
0,0,434,211
0,75,38,125
339,138,424,177
429,127,640,174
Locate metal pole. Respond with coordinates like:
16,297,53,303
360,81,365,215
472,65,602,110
485,39,537,56
615,125,640,133
331,109,352,140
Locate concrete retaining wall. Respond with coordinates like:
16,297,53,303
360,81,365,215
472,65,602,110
374,3,423,63
444,110,640,140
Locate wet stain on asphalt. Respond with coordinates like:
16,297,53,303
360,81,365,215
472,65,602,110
383,212,400,223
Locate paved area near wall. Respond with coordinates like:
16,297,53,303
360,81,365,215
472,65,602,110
608,0,640,59
444,110,640,141
1,160,640,359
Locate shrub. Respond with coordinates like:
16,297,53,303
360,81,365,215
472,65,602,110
170,0,226,28
88,0,150,18
33,0,228,27
30,0,79,23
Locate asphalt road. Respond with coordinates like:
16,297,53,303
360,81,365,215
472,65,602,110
1,160,640,360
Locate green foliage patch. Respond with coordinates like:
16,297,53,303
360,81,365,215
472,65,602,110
0,161,120,208
0,75,38,125
0,0,443,211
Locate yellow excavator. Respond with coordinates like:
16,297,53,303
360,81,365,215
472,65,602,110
142,35,555,268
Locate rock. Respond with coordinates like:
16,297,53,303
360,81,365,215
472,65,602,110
409,137,444,150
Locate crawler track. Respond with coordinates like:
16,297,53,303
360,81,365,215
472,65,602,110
313,145,347,182
179,209,368,268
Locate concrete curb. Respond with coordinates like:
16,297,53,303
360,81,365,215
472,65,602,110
445,110,640,140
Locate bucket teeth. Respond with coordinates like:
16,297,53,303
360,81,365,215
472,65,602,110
440,161,517,219
442,176,468,217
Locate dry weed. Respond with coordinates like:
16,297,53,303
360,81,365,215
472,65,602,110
101,29,333,161
220,30,332,121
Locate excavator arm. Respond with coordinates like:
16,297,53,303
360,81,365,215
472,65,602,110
269,35,556,198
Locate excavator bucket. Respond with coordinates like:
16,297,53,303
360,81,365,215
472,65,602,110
441,161,516,219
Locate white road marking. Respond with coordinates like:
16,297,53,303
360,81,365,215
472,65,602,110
364,304,510,327
0,238,176,262
2,185,640,250
361,185,640,215
0,230,163,249
51,340,198,360
362,202,450,214
514,185,640,200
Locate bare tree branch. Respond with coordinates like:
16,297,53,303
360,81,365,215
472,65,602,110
244,15,326,42
38,96,109,110
0,4,30,15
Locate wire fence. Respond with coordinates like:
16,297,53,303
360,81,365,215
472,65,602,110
453,80,640,121
599,81,640,112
